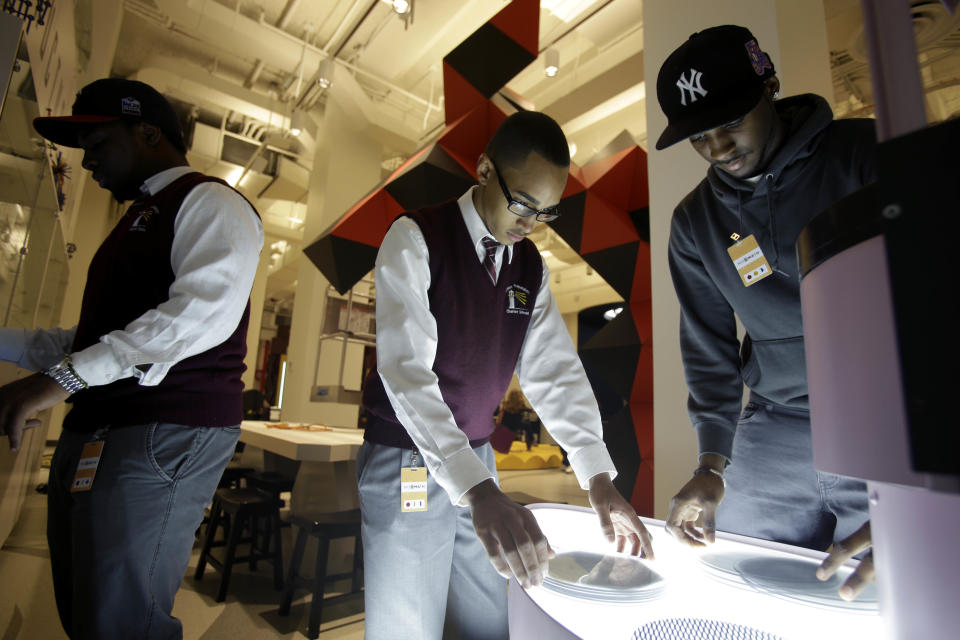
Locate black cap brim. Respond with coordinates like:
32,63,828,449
33,115,122,148
655,84,765,150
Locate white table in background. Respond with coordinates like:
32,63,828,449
238,421,364,515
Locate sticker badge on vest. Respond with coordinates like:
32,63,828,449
727,234,773,287
505,284,531,316
71,439,105,492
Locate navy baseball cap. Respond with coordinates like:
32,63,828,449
655,25,776,150
33,78,185,150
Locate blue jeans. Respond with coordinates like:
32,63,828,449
717,396,869,550
357,442,508,640
47,422,240,640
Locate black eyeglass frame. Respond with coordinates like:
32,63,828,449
490,159,561,222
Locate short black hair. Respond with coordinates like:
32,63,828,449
485,111,570,171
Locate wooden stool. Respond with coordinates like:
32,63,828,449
278,510,363,639
194,487,284,602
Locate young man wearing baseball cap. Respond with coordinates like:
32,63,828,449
0,78,264,639
655,26,876,598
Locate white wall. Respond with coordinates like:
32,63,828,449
642,0,831,519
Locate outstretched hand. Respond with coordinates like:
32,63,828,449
818,521,874,600
0,373,67,451
665,465,725,547
466,479,554,588
587,473,655,559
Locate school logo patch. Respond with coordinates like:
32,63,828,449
745,40,772,76
129,205,159,232
506,284,531,317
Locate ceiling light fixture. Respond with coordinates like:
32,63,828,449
316,58,334,90
392,0,410,14
545,49,560,78
290,110,305,137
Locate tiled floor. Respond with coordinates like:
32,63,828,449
0,464,588,639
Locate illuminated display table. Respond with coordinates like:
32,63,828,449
509,505,882,640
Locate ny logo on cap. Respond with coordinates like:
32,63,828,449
676,69,707,106
121,97,141,116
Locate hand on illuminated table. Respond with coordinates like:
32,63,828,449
817,521,875,601
467,478,555,588
665,457,726,547
588,473,655,559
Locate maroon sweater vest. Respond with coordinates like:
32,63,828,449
362,199,543,449
64,172,258,432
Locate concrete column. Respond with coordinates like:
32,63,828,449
642,0,831,518
280,97,382,425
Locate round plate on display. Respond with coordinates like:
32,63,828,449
699,551,878,612
543,551,666,603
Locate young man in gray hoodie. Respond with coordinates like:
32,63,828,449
656,25,876,598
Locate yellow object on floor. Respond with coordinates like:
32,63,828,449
495,441,563,470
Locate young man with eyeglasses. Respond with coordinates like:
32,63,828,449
358,110,653,640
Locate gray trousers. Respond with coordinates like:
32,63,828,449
717,396,870,551
357,441,508,640
47,422,240,640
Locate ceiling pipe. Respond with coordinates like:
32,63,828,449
145,0,440,113
244,59,265,89
333,0,381,58
276,0,301,30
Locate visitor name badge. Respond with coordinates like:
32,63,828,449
71,439,104,492
727,233,772,287
400,466,428,512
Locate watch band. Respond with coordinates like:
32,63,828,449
693,466,726,488
42,355,88,395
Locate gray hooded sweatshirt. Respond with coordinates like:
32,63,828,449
667,93,877,461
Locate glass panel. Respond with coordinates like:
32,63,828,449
0,35,67,329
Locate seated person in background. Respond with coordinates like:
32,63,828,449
497,388,540,448
242,388,271,420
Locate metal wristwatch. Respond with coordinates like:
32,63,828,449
42,356,88,395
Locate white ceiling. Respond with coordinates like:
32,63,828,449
6,0,960,313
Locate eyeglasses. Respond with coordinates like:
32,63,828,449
490,159,561,222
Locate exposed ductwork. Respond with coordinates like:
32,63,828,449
130,55,292,132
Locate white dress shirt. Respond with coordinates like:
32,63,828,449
375,187,616,506
0,166,264,386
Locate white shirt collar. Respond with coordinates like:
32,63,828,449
457,186,513,264
139,166,199,197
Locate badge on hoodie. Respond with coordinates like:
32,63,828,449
727,234,772,287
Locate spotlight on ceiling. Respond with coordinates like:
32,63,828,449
544,49,560,78
316,58,334,90
392,0,410,14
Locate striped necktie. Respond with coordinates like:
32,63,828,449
481,236,500,284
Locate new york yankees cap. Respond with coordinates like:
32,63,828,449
655,25,776,150
34,78,185,150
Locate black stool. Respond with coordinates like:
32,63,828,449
218,466,254,489
244,470,295,503
195,487,284,602
278,510,363,639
